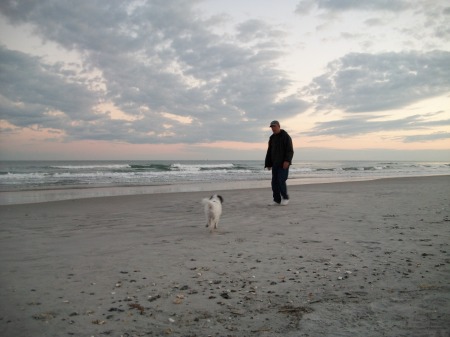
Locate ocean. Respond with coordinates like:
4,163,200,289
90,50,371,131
0,160,449,205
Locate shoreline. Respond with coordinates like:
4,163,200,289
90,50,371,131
1,173,449,205
1,175,449,336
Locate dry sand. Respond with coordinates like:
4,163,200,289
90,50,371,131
0,176,449,337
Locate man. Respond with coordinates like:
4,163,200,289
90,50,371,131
264,120,294,206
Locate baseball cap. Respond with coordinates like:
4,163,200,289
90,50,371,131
269,120,280,127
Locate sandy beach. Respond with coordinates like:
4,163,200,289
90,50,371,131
0,176,449,337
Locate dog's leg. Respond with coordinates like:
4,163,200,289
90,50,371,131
207,215,213,232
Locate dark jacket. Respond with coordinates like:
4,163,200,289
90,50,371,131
264,129,294,168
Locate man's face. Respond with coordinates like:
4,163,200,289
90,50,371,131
270,124,281,134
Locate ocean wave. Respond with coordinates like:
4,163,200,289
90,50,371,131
341,166,385,171
0,172,48,180
51,164,130,170
1,160,448,192
129,163,171,171
291,167,314,173
171,163,235,171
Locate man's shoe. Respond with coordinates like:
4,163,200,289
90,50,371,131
268,201,280,206
280,199,289,206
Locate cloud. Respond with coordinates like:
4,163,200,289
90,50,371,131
402,132,450,143
295,0,450,44
304,51,450,112
304,114,450,142
295,0,410,14
0,46,99,127
236,19,286,43
0,0,308,144
1,0,448,153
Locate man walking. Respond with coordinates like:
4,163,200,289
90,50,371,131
264,120,294,206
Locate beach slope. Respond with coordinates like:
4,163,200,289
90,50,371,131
0,176,449,336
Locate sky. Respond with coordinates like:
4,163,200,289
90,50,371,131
0,0,449,161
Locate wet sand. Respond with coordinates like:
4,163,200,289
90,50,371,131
0,176,449,336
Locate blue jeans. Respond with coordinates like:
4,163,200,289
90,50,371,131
271,165,289,203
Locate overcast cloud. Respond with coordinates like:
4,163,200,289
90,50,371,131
0,0,308,144
305,51,450,113
0,0,449,158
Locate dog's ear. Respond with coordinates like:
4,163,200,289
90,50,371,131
217,195,223,203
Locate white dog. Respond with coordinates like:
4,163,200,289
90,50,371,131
202,194,223,232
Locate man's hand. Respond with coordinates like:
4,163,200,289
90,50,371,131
282,161,290,169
